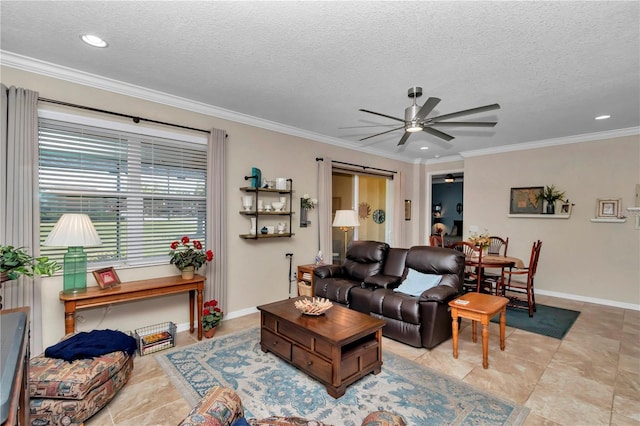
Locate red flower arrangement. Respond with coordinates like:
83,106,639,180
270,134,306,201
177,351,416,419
202,299,223,330
169,236,214,270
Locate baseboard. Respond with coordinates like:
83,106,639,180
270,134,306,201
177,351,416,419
175,306,259,333
536,289,640,311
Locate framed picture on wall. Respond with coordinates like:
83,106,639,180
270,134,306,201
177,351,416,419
596,198,621,218
510,187,544,214
404,200,411,221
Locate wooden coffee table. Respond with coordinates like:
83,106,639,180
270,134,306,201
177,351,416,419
448,292,509,369
257,297,385,398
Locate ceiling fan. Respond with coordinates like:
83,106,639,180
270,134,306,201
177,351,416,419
357,87,500,146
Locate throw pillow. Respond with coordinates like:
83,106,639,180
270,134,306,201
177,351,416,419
394,269,442,297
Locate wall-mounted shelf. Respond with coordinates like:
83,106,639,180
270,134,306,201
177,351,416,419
589,218,627,223
507,214,571,219
239,233,295,239
239,178,294,239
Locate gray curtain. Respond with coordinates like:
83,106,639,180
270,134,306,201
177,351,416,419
318,158,332,261
1,84,43,353
205,128,227,307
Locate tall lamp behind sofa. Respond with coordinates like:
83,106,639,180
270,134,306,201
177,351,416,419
332,210,360,262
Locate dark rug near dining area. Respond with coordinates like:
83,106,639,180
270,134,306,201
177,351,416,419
491,304,580,339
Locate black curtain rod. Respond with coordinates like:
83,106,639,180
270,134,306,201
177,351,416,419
331,160,397,175
38,97,214,135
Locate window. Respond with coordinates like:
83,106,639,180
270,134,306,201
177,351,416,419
38,114,208,267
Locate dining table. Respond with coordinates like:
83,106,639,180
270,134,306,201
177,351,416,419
465,254,525,294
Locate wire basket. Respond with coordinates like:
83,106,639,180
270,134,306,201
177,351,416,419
134,321,176,356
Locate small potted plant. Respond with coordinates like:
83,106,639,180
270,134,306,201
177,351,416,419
1,245,60,282
468,230,490,255
169,236,214,279
538,185,566,214
201,299,223,338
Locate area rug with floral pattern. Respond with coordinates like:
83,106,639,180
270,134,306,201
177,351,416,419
157,327,529,425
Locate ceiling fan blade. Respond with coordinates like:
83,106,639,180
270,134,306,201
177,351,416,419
397,132,411,146
430,103,500,122
339,124,402,129
422,127,455,142
432,121,497,127
358,126,405,141
414,97,441,120
359,109,405,123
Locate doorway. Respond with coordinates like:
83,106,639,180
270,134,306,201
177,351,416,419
430,172,464,246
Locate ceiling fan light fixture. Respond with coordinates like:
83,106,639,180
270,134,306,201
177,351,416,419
445,174,455,183
406,121,422,132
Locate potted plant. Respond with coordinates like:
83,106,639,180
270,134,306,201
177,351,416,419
538,185,566,214
1,245,60,282
201,299,223,338
468,230,490,255
169,236,214,279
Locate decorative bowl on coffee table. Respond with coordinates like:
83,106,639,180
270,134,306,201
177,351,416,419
294,297,333,316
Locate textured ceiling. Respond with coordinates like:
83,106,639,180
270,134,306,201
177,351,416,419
1,1,639,162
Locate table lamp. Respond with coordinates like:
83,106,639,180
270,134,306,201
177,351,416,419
43,214,102,294
332,210,360,261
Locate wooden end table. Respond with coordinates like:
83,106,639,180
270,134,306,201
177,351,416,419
448,292,509,369
258,297,385,398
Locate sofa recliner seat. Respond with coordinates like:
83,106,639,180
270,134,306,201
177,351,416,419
315,242,465,349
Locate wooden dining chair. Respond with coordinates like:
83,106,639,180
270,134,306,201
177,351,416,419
449,241,490,294
429,234,444,248
501,240,542,317
487,236,509,256
484,236,510,288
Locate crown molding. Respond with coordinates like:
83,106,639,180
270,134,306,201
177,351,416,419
1,51,411,163
3,51,637,166
461,127,640,158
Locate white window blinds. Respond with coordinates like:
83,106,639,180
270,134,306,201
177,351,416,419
39,118,208,267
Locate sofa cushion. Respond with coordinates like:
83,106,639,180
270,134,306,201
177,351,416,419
179,386,244,426
394,269,442,297
342,240,389,281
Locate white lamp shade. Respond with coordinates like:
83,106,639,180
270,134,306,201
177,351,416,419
332,210,360,228
44,214,102,247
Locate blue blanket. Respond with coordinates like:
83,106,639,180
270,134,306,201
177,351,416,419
45,329,137,361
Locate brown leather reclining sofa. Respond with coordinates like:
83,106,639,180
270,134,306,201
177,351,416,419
314,240,465,349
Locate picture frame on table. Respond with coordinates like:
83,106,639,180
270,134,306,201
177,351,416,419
596,198,621,218
509,187,544,214
93,267,121,289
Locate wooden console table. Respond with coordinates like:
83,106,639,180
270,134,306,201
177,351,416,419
59,275,205,340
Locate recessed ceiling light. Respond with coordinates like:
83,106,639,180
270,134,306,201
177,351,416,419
594,115,611,120
420,146,429,150
81,34,108,48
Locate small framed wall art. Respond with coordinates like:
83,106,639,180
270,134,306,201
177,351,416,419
404,200,411,221
510,187,544,214
596,198,621,218
93,267,121,289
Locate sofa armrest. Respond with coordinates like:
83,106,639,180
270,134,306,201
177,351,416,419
419,284,458,303
363,274,402,289
178,386,244,426
314,265,344,279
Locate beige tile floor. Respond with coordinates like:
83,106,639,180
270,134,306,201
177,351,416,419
87,294,640,425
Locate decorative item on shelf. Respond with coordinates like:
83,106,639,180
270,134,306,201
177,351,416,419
261,226,268,234
276,178,287,190
537,185,566,214
271,201,284,212
277,222,287,234
249,218,257,235
468,229,490,255
294,297,333,316
560,200,574,215
248,167,261,189
43,213,102,294
242,196,253,211
279,196,287,210
300,194,318,227
169,236,214,279
510,186,544,214
595,198,622,219
201,299,223,338
333,210,360,262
